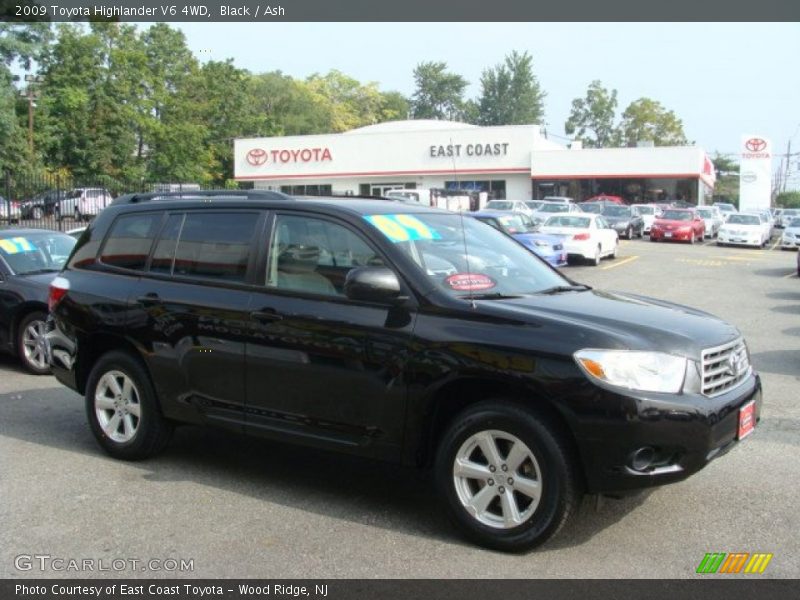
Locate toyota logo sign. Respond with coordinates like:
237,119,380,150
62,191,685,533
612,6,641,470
745,138,767,152
246,148,268,166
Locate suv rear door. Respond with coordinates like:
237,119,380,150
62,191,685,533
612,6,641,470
128,209,263,430
244,211,416,460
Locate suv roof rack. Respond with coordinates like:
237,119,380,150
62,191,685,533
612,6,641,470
110,190,293,205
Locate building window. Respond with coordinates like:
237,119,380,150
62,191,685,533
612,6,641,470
280,185,332,196
444,180,506,200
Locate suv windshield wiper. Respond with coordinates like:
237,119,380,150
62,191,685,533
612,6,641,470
461,292,523,300
537,284,592,295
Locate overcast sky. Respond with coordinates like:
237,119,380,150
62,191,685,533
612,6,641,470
173,22,799,183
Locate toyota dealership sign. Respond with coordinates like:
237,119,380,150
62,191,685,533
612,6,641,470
739,135,771,211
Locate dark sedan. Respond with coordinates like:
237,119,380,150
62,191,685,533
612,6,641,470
0,228,77,373
20,189,67,220
602,205,645,239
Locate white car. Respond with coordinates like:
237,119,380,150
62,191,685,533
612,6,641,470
778,208,800,228
58,187,113,221
1,196,21,222
484,200,534,214
538,213,618,265
631,204,661,235
533,200,583,221
695,206,724,239
717,213,769,247
780,217,800,250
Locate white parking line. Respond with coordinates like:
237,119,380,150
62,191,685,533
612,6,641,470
602,256,639,270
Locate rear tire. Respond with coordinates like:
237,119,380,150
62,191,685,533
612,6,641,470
85,351,173,460
590,245,601,266
434,401,580,552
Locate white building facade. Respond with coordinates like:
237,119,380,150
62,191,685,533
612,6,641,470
234,120,716,205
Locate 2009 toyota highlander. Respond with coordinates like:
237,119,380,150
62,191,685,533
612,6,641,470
45,190,761,551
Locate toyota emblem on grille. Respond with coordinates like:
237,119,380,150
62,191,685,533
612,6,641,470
726,350,746,377
745,138,767,152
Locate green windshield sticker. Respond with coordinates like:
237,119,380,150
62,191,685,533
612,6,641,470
364,214,441,242
0,237,36,255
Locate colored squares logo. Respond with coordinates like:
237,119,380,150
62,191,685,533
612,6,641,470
696,552,773,574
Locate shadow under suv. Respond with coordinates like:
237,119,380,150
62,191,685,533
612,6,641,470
46,190,761,551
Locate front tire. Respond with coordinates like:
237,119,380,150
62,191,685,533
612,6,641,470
17,311,50,374
85,351,173,460
434,401,580,552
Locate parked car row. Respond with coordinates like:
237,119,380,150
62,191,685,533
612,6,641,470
4,188,114,222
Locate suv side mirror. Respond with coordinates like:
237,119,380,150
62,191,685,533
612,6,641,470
344,267,406,304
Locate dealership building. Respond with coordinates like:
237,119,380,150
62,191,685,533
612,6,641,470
234,120,716,205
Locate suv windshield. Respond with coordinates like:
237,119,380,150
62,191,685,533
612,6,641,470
696,209,713,218
0,232,76,275
633,205,655,215
364,213,567,297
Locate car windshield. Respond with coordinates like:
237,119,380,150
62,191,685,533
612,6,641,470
0,232,76,275
486,214,529,234
696,209,713,218
485,201,513,210
634,205,655,215
602,206,631,218
661,210,692,221
783,210,799,217
543,215,591,228
579,203,603,214
364,213,567,297
539,203,569,213
726,215,760,225
524,201,542,210
788,218,800,228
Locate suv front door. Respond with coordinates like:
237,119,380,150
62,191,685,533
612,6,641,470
245,212,416,460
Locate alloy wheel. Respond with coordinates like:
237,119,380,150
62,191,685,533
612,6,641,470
21,319,48,371
94,370,141,443
452,430,542,529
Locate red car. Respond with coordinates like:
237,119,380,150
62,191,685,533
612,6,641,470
586,194,624,204
650,208,705,243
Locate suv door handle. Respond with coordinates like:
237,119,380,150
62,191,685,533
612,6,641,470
137,293,161,306
250,309,283,323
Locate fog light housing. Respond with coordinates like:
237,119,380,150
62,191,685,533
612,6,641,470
629,447,656,472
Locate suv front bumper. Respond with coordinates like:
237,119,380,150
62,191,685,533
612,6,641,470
578,373,762,493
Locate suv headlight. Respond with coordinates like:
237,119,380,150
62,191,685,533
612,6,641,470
574,349,687,393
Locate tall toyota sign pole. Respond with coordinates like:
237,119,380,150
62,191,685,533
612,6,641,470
739,135,772,211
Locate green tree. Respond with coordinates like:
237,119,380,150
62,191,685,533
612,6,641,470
477,51,545,126
775,191,800,208
617,98,688,147
711,152,739,176
410,61,468,121
564,80,619,148
0,22,50,172
378,90,409,122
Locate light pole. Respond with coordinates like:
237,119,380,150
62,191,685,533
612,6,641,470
22,74,43,157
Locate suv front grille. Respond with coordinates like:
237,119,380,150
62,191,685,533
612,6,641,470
701,338,751,397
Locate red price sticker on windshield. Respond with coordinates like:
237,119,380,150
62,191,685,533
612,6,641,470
445,273,496,291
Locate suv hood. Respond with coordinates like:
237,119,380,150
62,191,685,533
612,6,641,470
476,289,740,359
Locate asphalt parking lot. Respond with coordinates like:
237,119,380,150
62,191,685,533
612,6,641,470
1,235,798,579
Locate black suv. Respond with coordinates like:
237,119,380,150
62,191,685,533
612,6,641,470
46,191,761,551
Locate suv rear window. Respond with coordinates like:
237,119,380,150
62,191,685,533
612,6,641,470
100,213,161,270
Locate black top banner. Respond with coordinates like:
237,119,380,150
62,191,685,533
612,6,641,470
1,0,799,22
